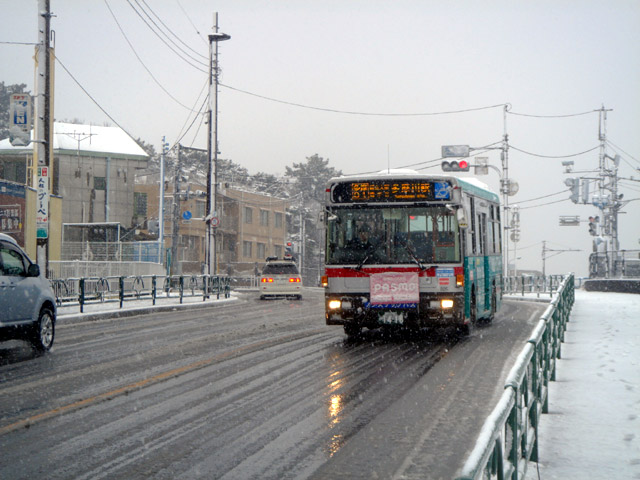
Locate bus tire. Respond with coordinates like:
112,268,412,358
457,322,471,337
470,291,477,325
344,323,362,337
488,286,497,323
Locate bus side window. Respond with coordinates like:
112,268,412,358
469,197,477,255
478,213,487,255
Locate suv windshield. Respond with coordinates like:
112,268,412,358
262,263,299,275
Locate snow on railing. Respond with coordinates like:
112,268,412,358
504,274,567,298
50,274,231,313
456,274,575,480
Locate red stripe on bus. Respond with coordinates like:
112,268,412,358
325,266,463,278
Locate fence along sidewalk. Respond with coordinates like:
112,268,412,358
52,274,231,313
456,274,575,480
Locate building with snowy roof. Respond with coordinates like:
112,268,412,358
0,122,148,230
0,122,148,264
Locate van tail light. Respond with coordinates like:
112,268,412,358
261,277,274,283
289,277,301,283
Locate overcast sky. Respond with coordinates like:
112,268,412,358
1,0,639,276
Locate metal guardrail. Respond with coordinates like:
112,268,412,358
456,274,575,480
504,274,567,298
50,274,232,313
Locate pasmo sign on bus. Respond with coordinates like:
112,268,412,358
370,272,419,304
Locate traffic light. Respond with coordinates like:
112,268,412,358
565,177,580,203
285,241,294,257
441,160,470,172
588,216,598,236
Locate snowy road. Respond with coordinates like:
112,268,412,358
0,290,546,479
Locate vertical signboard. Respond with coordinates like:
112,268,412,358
36,166,49,239
9,93,32,147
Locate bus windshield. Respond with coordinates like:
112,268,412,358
326,206,461,266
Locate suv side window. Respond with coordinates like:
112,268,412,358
0,245,27,276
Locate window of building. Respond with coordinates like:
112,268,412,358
274,245,282,258
94,176,106,191
260,209,269,226
133,192,147,216
244,207,253,224
196,200,205,218
257,242,266,259
275,212,283,228
243,241,252,258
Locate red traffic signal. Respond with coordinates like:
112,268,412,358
441,160,470,172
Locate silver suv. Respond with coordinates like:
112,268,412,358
259,257,303,300
0,233,56,351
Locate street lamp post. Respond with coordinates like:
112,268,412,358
205,14,230,276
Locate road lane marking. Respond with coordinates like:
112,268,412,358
0,327,332,436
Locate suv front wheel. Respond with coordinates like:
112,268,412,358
31,308,55,351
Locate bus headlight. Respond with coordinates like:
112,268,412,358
441,299,454,309
328,300,342,310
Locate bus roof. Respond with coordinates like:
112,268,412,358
327,170,500,203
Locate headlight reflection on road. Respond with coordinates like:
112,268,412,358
328,433,344,457
329,393,342,426
325,355,347,457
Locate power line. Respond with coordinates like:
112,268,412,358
130,0,208,66
0,41,38,45
507,109,598,118
172,80,209,148
514,188,570,204
518,197,570,210
54,54,139,144
514,241,542,251
176,0,207,44
124,0,207,72
187,101,207,148
606,139,639,165
138,0,207,60
510,144,599,159
221,83,507,117
104,0,202,112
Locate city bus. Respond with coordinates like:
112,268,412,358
321,169,502,336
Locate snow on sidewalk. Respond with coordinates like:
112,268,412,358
526,289,640,479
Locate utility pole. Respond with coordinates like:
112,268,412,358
501,105,511,278
205,13,230,276
595,106,619,276
159,136,168,272
171,144,182,275
35,0,53,274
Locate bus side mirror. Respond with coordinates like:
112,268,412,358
457,208,469,229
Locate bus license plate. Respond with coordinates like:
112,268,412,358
379,311,406,325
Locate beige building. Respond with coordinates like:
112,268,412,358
135,181,290,275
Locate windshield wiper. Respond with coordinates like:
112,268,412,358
355,245,376,271
399,241,425,271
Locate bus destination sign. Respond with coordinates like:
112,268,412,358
331,180,451,203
